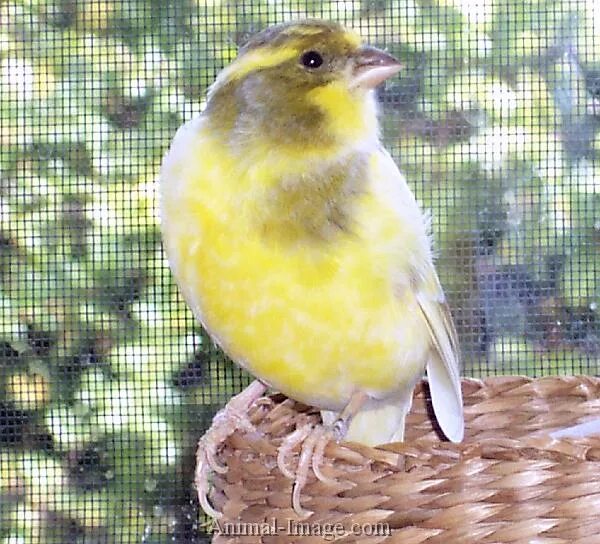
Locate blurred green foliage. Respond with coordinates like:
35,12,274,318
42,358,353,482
1,0,600,542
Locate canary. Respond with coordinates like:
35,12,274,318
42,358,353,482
160,19,464,517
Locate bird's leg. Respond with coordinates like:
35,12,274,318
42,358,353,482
308,390,369,483
195,380,268,518
279,391,369,517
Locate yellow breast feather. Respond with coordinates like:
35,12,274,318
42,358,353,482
162,121,439,415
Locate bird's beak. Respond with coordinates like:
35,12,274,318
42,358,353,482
350,46,403,89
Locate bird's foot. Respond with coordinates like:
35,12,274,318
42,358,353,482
195,380,268,518
277,416,348,517
277,392,368,517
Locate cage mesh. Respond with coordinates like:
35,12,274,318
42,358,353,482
1,0,599,542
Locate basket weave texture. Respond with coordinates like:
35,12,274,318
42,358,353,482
207,376,600,543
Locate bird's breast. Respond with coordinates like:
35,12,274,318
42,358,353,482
160,123,431,409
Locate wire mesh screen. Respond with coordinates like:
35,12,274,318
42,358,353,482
1,0,599,542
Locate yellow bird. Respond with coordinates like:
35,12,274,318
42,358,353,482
160,19,463,517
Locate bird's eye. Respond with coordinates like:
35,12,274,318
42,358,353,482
300,51,324,69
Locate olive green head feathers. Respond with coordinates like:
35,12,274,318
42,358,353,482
205,20,402,149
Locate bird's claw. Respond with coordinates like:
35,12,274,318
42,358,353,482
196,439,224,518
311,426,340,485
277,423,314,479
195,380,268,518
202,432,228,475
277,419,344,517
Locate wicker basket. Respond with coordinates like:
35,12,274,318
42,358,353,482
205,376,600,543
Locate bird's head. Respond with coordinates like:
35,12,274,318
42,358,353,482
205,20,402,153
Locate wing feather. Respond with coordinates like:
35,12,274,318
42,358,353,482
416,275,464,442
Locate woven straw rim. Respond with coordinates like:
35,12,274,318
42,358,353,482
207,376,600,543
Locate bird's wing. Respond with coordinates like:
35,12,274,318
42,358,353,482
377,146,464,443
325,148,463,447
417,270,464,442
338,271,464,447
374,145,463,442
